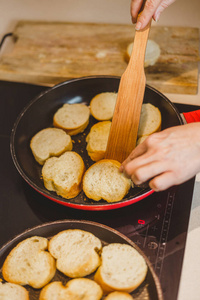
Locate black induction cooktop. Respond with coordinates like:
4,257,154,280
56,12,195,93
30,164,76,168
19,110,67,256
0,80,198,300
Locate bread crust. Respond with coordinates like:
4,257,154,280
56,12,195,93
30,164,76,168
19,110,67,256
105,291,133,300
48,229,102,278
137,103,162,137
39,279,103,300
126,40,161,67
90,92,117,121
94,243,148,293
83,159,132,202
86,121,111,161
94,264,146,294
0,282,29,300
67,278,103,300
39,281,79,300
2,236,56,289
42,151,85,199
30,127,72,165
53,103,90,135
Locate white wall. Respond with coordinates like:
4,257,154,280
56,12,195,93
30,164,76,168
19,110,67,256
1,0,200,39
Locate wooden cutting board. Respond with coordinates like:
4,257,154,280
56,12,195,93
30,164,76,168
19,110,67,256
0,21,199,94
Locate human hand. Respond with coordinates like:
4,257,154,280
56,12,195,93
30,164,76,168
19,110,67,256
131,0,176,30
120,123,200,191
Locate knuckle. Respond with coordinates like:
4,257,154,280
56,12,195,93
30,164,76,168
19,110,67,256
129,152,136,160
150,178,163,192
123,164,133,176
145,134,156,147
137,14,147,24
145,0,157,11
133,168,144,183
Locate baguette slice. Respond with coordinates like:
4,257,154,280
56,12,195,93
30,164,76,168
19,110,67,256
2,236,56,289
90,92,117,121
30,127,72,165
53,103,90,135
39,279,103,300
67,278,103,300
42,151,85,199
86,121,111,161
94,243,148,293
39,281,79,300
105,291,133,300
126,40,161,67
138,103,161,138
48,229,102,278
0,282,29,300
83,159,132,202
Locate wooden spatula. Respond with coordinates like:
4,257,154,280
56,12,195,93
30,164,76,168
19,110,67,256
105,21,151,163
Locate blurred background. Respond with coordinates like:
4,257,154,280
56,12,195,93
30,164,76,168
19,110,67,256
1,0,200,38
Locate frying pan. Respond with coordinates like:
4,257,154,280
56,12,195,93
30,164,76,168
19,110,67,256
10,76,183,211
0,219,163,300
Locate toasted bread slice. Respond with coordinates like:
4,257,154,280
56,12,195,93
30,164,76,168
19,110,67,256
39,281,79,300
48,229,102,278
53,103,90,135
42,151,85,199
2,236,56,289
126,40,161,67
90,92,117,121
138,103,161,138
94,243,148,293
39,279,103,300
105,291,133,300
67,278,103,300
30,127,72,165
86,121,111,161
0,282,29,300
83,159,132,202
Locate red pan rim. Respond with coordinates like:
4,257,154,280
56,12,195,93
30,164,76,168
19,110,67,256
29,181,154,211
10,75,182,211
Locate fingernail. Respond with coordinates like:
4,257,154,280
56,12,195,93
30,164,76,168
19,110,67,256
135,21,142,30
155,12,160,22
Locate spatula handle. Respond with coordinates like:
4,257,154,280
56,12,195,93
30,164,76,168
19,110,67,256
105,20,151,163
129,21,151,69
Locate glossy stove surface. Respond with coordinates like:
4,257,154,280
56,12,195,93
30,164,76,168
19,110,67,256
0,80,198,300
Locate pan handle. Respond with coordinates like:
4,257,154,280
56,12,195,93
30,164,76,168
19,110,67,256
182,110,200,123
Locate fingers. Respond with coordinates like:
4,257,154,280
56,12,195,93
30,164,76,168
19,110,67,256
127,159,180,192
153,0,176,21
119,131,179,191
120,131,164,173
130,0,144,23
131,0,161,29
135,0,161,29
131,0,175,30
120,123,200,192
131,162,161,185
149,171,178,191
128,160,168,185
119,141,147,172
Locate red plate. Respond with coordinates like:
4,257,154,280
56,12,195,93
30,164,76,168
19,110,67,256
10,76,182,210
0,220,163,300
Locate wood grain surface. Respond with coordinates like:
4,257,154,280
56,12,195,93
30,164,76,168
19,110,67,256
0,21,199,94
105,21,151,162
